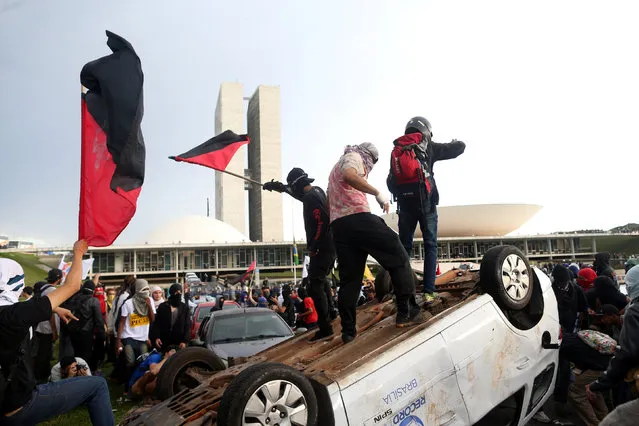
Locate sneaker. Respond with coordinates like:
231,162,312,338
309,330,334,342
341,333,355,344
423,292,439,304
396,305,426,328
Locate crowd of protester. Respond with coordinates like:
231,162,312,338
532,253,639,425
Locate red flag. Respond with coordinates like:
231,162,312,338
79,31,145,247
169,130,249,171
242,260,257,280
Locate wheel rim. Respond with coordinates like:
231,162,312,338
242,379,308,426
501,254,530,301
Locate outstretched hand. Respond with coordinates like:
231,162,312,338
263,179,287,193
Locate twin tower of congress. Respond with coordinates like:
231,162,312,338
214,83,283,243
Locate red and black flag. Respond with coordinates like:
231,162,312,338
169,130,249,171
79,31,145,247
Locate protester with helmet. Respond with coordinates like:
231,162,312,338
387,117,465,304
328,142,424,344
263,167,338,341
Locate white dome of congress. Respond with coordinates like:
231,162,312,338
143,215,251,245
382,204,542,238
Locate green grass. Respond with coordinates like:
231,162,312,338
0,252,50,286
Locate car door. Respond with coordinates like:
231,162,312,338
339,333,469,426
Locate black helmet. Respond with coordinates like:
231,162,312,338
405,116,432,136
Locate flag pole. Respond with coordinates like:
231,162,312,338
219,169,263,187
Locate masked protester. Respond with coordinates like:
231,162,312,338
593,252,618,288
327,142,424,344
263,167,338,341
577,267,597,291
588,265,639,425
0,241,114,426
387,117,465,304
150,284,191,350
116,279,155,389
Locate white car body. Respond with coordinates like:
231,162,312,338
326,268,559,426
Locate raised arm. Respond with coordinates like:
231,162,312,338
46,240,88,310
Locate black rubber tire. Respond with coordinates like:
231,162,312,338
155,347,225,400
374,267,419,302
217,362,318,426
480,245,533,311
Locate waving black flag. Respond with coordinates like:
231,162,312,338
169,130,249,171
79,31,145,247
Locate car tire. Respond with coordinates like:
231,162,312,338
480,245,533,311
217,362,318,426
374,268,419,302
155,347,225,400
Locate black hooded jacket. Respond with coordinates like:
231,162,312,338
590,302,639,392
387,136,465,208
594,252,617,288
585,276,628,312
150,301,191,347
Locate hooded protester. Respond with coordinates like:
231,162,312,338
577,267,597,291
327,142,424,343
275,284,296,327
94,285,107,319
150,285,164,309
625,257,639,273
387,117,465,304
0,241,114,426
107,275,135,359
568,263,580,280
552,265,589,334
117,279,155,385
263,167,338,340
588,265,639,425
585,276,629,312
150,284,190,350
593,252,618,288
63,279,105,372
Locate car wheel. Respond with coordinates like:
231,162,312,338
155,347,225,400
480,245,533,311
217,362,318,426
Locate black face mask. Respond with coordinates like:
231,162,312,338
169,293,181,307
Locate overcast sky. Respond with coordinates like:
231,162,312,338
1,0,637,245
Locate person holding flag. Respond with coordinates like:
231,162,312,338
263,168,337,341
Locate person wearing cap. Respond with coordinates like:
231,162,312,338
577,267,597,291
263,167,338,341
33,267,63,381
387,117,466,304
150,284,190,350
327,142,425,343
49,356,92,382
0,240,114,425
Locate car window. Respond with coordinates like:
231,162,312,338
210,313,292,343
197,307,213,321
222,302,239,310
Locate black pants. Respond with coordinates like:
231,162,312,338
69,330,94,366
34,332,54,382
332,213,415,336
307,249,336,335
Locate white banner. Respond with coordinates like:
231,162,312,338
58,255,94,283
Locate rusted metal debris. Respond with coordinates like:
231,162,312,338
122,271,480,425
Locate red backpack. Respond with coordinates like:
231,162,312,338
390,133,432,193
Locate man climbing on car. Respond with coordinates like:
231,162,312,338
263,167,337,341
328,142,424,344
387,116,465,304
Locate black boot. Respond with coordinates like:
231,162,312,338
396,295,425,328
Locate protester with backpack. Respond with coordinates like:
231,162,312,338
0,240,114,426
62,279,105,372
328,143,424,344
387,116,465,304
263,167,338,341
